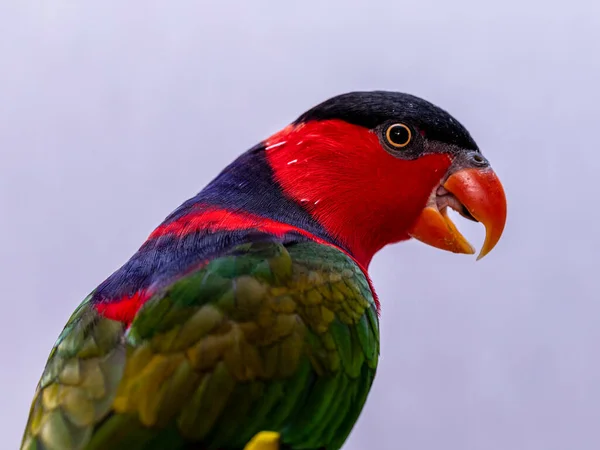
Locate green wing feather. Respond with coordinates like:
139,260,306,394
21,296,127,450
22,240,380,450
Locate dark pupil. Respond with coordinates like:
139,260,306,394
390,125,409,145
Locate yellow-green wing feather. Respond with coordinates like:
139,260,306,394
21,296,126,450
22,240,379,450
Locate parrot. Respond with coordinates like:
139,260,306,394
21,91,507,450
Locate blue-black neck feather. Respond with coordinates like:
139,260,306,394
93,143,337,303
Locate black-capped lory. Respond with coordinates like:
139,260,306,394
21,91,507,450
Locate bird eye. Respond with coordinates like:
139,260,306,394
385,123,412,148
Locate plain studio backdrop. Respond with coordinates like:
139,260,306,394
1,1,599,449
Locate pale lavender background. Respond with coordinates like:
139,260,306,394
1,2,599,449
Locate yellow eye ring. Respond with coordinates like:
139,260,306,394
385,123,412,148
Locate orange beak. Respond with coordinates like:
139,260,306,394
408,167,507,260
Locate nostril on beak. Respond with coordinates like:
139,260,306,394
470,152,488,167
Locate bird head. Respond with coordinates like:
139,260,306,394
265,91,507,267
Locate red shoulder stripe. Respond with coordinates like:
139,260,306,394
95,290,149,326
97,207,379,324
149,206,320,240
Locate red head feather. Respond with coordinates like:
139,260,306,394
266,120,453,268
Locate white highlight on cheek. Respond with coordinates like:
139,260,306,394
287,159,298,165
265,141,287,150
314,199,321,205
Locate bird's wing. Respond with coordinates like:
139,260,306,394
21,239,379,450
